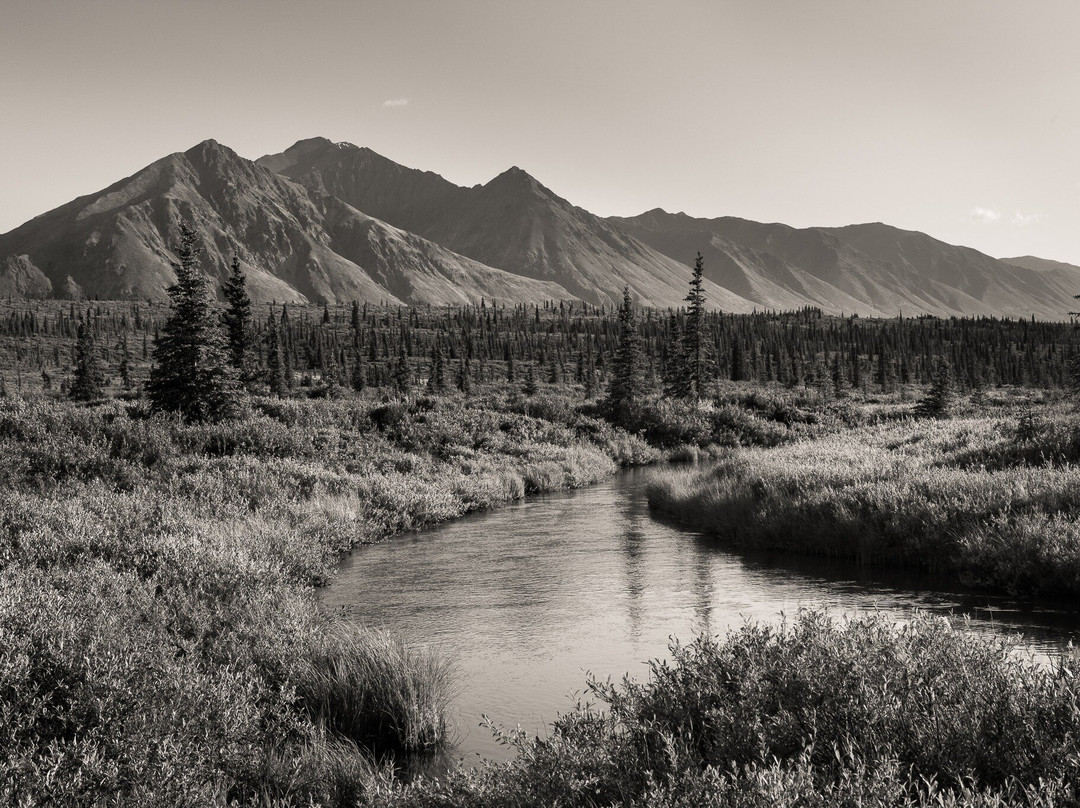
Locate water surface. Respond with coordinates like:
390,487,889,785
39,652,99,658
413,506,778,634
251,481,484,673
321,465,1080,764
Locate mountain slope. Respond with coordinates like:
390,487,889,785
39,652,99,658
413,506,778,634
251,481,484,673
613,209,1076,319
260,139,754,310
0,140,570,305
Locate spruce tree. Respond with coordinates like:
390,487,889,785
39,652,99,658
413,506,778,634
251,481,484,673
350,353,366,393
662,316,687,398
69,320,105,401
665,254,708,400
118,334,133,391
221,254,255,386
681,252,708,399
265,309,288,396
831,352,846,398
730,338,747,382
915,361,956,418
456,357,472,395
393,344,411,395
604,286,645,421
147,222,240,421
522,363,538,396
428,339,446,391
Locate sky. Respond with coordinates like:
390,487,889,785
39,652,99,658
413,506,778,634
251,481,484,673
3,0,1079,263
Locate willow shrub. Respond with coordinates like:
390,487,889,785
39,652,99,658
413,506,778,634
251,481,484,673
379,612,1080,808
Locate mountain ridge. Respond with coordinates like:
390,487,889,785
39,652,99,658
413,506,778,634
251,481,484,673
611,208,1076,320
1,138,1075,320
258,139,752,310
0,140,571,306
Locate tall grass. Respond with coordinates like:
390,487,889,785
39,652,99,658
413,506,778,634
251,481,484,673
297,626,456,754
0,391,654,805
647,402,1080,597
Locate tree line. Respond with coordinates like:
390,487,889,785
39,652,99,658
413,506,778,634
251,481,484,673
1,231,1078,416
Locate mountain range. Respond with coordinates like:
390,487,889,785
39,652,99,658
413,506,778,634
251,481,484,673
1,136,1076,319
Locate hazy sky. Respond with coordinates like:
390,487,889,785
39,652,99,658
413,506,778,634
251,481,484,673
4,0,1079,262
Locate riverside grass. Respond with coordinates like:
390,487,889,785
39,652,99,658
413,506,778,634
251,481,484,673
647,395,1080,598
374,611,1080,807
0,390,655,806
9,383,1080,806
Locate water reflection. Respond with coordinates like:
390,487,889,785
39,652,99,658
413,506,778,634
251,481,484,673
321,465,1080,764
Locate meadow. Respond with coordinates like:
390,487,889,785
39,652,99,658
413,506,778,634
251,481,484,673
5,296,1080,806
0,388,657,805
647,390,1080,599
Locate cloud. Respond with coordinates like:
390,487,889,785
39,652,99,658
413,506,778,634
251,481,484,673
382,98,409,107
968,206,1001,224
1012,211,1040,226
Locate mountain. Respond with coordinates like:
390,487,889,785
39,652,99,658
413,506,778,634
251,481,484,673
0,140,570,305
259,138,752,310
611,209,1076,320
3,135,1075,318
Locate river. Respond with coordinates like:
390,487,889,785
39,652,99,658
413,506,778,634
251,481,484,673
320,464,1080,765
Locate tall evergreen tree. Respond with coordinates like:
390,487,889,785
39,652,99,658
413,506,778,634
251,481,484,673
681,252,708,399
350,352,366,393
730,338,747,382
69,320,104,401
831,352,847,398
604,286,645,420
265,309,287,396
456,357,472,395
915,361,956,418
428,339,446,391
393,344,411,395
117,333,133,391
221,254,255,386
147,222,240,421
667,253,709,399
522,362,538,396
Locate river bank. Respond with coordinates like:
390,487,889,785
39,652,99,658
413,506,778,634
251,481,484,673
0,391,655,805
647,397,1080,599
323,460,1080,766
8,385,1080,807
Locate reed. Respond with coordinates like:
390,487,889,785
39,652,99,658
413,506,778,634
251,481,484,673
297,625,456,754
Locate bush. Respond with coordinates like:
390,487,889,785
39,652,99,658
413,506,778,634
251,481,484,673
375,612,1080,807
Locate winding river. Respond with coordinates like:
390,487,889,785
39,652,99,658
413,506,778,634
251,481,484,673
320,465,1080,764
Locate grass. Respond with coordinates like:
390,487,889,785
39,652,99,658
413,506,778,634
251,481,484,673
372,611,1080,807
0,389,657,805
647,393,1080,598
297,626,456,755
7,378,1080,805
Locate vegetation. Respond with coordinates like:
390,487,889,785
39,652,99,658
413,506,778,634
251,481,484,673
603,286,646,422
68,319,104,401
147,222,241,421
221,253,257,386
374,611,1080,807
6,278,1080,804
648,392,1080,598
664,252,710,401
0,388,655,805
